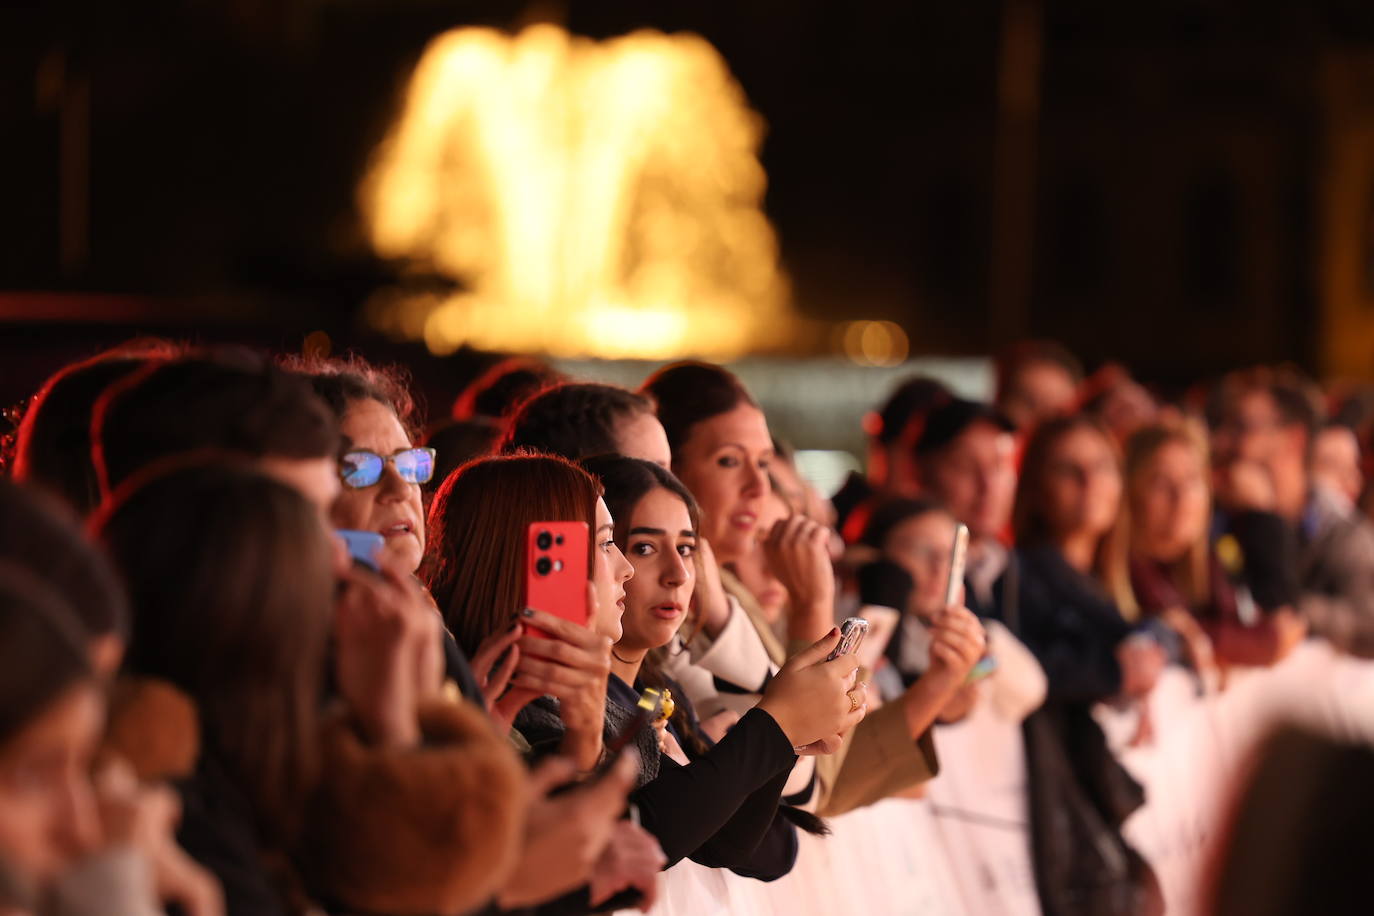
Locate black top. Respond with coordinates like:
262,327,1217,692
176,753,289,916
997,544,1130,704
517,674,799,879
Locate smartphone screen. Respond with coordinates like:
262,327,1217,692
524,521,590,641
945,523,970,608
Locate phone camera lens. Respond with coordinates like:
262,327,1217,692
536,531,553,550
555,535,565,545
535,557,553,576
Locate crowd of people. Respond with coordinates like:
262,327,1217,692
0,336,1369,916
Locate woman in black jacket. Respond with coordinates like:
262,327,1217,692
1004,415,1166,916
426,454,864,881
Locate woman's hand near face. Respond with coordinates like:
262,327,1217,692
757,629,867,749
334,565,445,747
507,600,612,770
762,515,837,643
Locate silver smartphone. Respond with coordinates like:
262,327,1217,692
826,617,870,662
945,522,970,607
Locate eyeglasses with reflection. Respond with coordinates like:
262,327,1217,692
340,447,436,489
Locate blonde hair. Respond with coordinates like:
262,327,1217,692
1103,420,1212,621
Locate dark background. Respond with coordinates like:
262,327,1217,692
6,0,1374,404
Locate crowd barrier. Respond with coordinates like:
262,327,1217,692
616,640,1374,916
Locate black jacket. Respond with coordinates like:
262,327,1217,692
515,675,799,881
998,545,1129,704
999,545,1163,916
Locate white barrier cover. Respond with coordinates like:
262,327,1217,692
619,641,1374,916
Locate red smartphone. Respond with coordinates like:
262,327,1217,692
523,521,590,641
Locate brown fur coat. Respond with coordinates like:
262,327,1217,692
104,678,526,916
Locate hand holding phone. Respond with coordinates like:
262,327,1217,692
524,522,590,641
826,617,870,662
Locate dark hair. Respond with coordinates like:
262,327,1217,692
859,497,950,550
93,462,334,845
424,454,602,657
581,455,700,548
93,351,340,496
914,398,1015,458
0,560,94,746
995,339,1085,404
284,353,421,442
640,362,758,460
580,455,708,755
15,342,181,515
452,358,563,422
424,419,501,493
1205,366,1324,443
0,479,128,641
1013,414,1119,561
870,376,951,447
501,383,656,461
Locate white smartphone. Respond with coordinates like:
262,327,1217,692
945,522,970,607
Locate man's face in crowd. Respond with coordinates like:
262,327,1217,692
920,420,1017,542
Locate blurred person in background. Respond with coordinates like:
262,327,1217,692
1312,421,1363,512
1210,368,1374,658
501,383,671,468
913,398,1019,616
1005,414,1166,916
1080,363,1160,449
857,498,1047,725
1104,422,1306,672
832,375,951,540
994,339,1084,432
451,357,563,424
643,362,985,816
1208,727,1373,916
11,340,182,516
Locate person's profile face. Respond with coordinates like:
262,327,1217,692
0,683,103,889
589,497,634,643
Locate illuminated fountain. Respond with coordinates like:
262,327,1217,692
361,24,910,366
362,24,802,360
